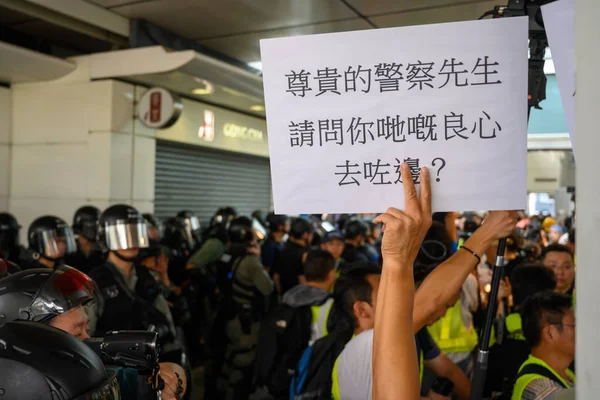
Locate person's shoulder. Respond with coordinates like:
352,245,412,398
87,263,111,281
341,329,374,359
522,377,566,400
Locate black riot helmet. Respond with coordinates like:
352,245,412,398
176,210,202,248
72,206,101,242
99,204,149,252
343,219,369,240
0,321,120,400
28,216,77,261
228,216,255,244
0,212,21,259
0,265,100,325
143,213,164,241
210,207,238,229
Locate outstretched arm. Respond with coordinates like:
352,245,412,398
373,164,432,400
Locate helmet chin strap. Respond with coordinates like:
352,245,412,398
111,250,137,263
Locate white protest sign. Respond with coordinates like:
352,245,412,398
542,0,576,154
261,17,528,214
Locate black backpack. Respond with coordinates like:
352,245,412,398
290,328,354,400
256,303,313,399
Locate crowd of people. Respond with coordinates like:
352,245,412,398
0,166,576,400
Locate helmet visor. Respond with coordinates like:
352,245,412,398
39,227,77,258
29,265,101,322
73,370,121,400
184,216,201,232
104,221,149,251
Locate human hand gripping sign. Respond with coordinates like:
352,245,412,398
374,163,433,267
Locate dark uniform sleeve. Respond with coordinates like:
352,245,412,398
246,255,274,296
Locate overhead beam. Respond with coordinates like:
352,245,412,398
0,0,129,46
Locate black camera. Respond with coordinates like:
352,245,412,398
85,330,159,372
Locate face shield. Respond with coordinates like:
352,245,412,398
73,370,121,400
39,227,77,259
27,265,101,323
252,218,267,241
104,220,149,251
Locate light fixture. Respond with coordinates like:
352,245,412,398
249,105,265,112
191,78,214,95
192,88,212,95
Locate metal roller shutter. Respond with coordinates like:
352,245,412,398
155,140,272,224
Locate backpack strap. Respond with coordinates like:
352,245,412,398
516,364,569,389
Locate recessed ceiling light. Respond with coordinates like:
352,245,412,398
192,88,212,95
249,105,265,112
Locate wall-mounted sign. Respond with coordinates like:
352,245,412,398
198,110,215,141
137,87,183,129
223,123,264,141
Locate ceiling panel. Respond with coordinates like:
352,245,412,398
345,0,485,17
370,0,498,28
108,0,356,40
0,6,37,26
86,0,148,7
200,19,372,63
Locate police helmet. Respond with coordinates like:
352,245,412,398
143,213,164,241
0,265,99,325
0,321,120,400
228,216,254,244
28,216,77,261
290,217,315,239
72,206,101,242
343,220,369,240
99,205,149,251
0,212,20,255
210,207,238,228
177,210,202,233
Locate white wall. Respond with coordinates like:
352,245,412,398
575,0,600,397
9,80,156,240
0,87,11,211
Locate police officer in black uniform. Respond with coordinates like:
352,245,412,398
20,215,77,270
0,213,23,265
87,204,185,366
64,206,107,273
341,219,369,264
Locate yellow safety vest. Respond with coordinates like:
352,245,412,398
428,299,479,354
511,355,575,400
505,313,525,341
310,298,334,344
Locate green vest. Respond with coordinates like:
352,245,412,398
428,299,479,353
505,313,526,341
511,355,575,400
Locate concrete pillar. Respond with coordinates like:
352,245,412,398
575,0,600,397
9,79,156,241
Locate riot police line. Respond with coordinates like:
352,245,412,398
0,200,576,400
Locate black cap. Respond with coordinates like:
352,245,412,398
339,260,381,276
323,230,344,243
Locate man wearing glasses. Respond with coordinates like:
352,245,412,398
512,293,576,400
